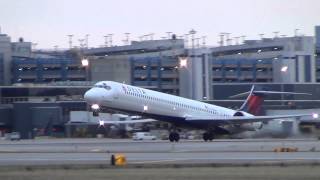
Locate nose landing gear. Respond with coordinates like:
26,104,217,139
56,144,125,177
91,104,100,117
93,110,100,116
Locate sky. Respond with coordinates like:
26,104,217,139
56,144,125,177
0,0,319,49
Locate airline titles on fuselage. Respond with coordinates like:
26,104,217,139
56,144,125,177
122,85,146,95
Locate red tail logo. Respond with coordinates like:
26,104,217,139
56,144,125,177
245,94,264,115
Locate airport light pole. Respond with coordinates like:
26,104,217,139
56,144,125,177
81,58,90,81
104,35,109,47
85,34,90,49
295,29,300,37
234,37,240,45
78,39,85,49
139,35,144,41
108,34,113,47
280,64,288,103
68,35,73,49
184,34,189,47
150,33,154,40
195,38,200,48
202,36,206,47
54,45,59,52
189,29,196,99
259,33,264,39
166,32,172,39
32,43,38,51
241,35,246,44
124,33,130,45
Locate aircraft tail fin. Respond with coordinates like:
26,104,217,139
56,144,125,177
230,86,311,116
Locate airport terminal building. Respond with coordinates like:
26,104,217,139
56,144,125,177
0,26,320,138
81,34,317,100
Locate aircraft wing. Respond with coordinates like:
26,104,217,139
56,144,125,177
100,119,157,124
185,114,314,124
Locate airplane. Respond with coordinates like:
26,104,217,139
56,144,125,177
84,81,316,142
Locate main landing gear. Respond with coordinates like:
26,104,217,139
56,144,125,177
202,132,214,142
169,132,180,142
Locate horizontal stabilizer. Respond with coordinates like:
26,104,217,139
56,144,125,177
230,91,312,99
233,85,312,115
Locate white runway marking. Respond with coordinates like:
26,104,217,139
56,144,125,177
91,149,102,152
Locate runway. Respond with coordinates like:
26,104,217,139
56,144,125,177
0,138,320,166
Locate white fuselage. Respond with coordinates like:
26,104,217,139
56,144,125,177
84,81,243,121
84,81,312,137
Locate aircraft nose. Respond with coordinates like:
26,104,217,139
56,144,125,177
84,89,101,104
84,87,115,105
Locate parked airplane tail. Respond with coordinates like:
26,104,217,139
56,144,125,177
230,86,311,116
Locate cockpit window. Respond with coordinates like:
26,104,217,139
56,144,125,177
105,85,111,90
94,84,111,90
